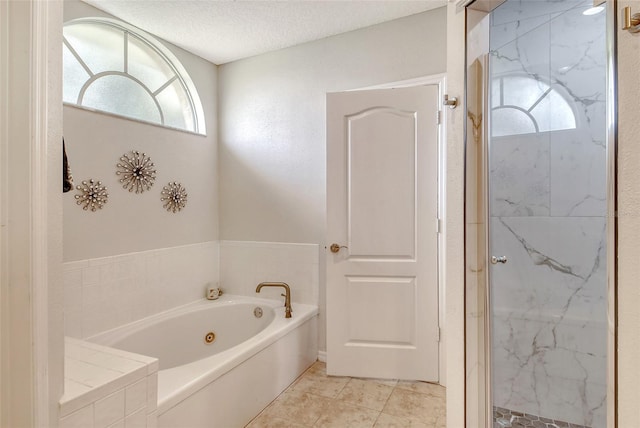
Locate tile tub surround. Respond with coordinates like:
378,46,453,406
246,361,446,428
60,337,159,428
220,241,319,305
63,241,219,339
488,1,608,426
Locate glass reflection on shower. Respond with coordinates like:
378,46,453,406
488,1,607,427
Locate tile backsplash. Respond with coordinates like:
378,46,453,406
63,240,320,339
63,241,219,339
220,240,319,306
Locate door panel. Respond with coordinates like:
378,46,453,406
346,276,416,345
349,108,417,259
326,85,440,381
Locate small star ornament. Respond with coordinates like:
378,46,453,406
161,182,187,213
116,150,156,193
74,179,108,212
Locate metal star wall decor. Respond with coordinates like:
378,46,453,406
74,179,108,211
116,150,157,193
161,182,188,213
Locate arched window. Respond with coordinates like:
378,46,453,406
491,75,576,137
63,18,206,135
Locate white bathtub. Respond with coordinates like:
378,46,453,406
90,295,319,428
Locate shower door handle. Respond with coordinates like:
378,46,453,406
491,256,507,264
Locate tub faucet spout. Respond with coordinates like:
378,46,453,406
256,282,292,318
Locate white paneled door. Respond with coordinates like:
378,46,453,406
326,85,440,381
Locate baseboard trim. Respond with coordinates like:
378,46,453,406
317,350,327,363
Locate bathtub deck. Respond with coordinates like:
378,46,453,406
246,361,446,428
60,337,159,428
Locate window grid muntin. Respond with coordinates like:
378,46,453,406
78,71,165,124
122,26,196,130
63,18,202,134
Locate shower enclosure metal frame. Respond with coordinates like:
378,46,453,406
462,0,618,426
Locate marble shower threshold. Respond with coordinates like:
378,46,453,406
493,406,591,428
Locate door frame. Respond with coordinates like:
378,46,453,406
1,1,63,426
337,73,448,385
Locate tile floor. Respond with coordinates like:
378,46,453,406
245,361,446,428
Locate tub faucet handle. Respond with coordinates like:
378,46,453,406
281,294,292,312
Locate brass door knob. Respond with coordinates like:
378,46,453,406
330,243,347,253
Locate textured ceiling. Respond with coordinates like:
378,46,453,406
82,0,447,65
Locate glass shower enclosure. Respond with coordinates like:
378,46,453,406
464,1,614,427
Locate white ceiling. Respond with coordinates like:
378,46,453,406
82,0,447,65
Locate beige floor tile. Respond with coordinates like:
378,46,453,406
336,378,395,411
395,381,446,399
305,361,350,380
246,414,307,428
373,413,429,428
248,361,446,428
290,367,350,398
261,390,333,426
314,400,380,428
306,361,328,375
382,388,445,425
355,377,398,387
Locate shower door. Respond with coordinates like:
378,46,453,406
485,1,609,427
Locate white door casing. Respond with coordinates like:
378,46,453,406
1,1,64,426
326,85,440,381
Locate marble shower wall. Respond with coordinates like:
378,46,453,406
489,1,607,427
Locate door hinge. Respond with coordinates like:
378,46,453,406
436,218,443,234
437,327,442,342
437,110,442,125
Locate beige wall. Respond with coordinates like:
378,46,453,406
218,7,447,353
218,8,447,243
616,0,640,424
63,0,218,262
